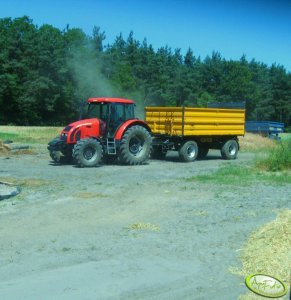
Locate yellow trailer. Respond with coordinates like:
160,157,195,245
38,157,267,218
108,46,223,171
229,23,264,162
145,106,246,162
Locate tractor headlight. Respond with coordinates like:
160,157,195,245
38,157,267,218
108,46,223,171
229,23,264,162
61,132,68,140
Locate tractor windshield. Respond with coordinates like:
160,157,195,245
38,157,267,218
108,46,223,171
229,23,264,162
85,102,108,122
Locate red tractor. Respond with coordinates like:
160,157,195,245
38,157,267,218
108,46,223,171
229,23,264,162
48,97,152,167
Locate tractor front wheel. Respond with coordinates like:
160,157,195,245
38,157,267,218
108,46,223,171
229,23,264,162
73,138,103,167
49,150,61,163
50,147,73,164
118,125,151,165
61,145,73,162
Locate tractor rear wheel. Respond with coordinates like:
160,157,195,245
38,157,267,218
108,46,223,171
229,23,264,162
73,138,103,167
118,125,151,165
178,140,198,162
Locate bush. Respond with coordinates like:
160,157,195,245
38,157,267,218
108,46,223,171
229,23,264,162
257,139,291,171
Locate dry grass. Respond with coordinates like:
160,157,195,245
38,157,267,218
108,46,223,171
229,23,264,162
127,223,160,232
0,177,47,188
74,192,108,199
11,149,38,155
239,133,277,152
230,209,291,299
0,126,62,144
0,139,38,156
0,140,10,155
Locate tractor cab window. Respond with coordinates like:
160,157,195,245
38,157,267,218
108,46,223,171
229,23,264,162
86,102,108,121
109,103,134,123
108,103,135,136
124,104,135,119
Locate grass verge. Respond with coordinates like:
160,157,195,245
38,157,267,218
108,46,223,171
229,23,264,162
256,139,291,171
187,163,291,185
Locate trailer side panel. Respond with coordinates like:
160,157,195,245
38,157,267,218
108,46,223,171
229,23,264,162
145,107,245,136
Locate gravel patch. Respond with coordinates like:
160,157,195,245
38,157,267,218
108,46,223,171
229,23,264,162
0,182,21,200
0,148,290,300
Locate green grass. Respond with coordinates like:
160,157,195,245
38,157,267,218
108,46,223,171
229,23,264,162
0,126,62,144
279,133,291,141
256,139,291,171
188,135,291,185
0,132,20,141
187,163,291,185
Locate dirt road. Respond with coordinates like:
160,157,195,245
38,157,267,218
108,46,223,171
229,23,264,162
0,147,290,300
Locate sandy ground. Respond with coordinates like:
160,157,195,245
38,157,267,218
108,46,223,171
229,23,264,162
0,147,290,300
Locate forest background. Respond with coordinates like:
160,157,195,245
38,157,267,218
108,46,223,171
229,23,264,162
0,16,290,129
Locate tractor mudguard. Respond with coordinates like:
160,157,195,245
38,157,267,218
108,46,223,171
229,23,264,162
114,119,151,140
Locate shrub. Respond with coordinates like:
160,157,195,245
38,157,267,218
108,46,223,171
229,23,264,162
256,139,291,171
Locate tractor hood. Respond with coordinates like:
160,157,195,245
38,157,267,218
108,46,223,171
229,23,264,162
64,118,99,130
61,118,102,143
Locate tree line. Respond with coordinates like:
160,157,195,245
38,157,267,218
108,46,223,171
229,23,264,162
0,16,290,128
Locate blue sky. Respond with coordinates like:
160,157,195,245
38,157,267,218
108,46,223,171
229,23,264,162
1,0,291,71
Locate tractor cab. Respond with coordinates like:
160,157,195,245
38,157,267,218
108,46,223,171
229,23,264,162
85,98,135,137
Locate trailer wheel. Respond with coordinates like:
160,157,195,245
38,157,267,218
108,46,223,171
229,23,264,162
221,139,239,160
73,138,103,167
119,125,151,165
179,141,198,162
197,147,209,159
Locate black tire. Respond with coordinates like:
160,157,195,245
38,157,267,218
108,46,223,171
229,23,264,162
73,138,103,167
178,141,198,162
61,145,73,159
50,147,73,164
197,147,209,159
221,139,239,160
50,150,61,163
151,146,167,160
118,125,151,165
